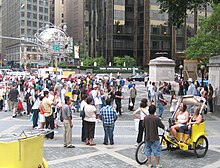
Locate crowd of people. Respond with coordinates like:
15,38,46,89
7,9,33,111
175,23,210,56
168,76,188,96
0,73,216,167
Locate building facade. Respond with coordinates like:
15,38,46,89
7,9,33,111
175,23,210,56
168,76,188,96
84,0,211,67
2,0,50,67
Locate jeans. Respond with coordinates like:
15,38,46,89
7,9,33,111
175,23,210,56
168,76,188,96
103,123,115,144
32,109,39,127
158,102,164,118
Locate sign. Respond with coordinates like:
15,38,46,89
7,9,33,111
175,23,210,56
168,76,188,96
74,46,80,58
53,44,60,51
54,53,60,57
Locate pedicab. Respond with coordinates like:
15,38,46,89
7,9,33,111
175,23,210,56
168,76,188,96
135,95,209,165
0,130,48,168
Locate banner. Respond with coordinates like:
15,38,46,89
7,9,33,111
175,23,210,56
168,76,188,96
74,46,80,59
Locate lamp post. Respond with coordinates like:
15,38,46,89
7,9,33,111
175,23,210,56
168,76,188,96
200,65,205,87
179,64,184,79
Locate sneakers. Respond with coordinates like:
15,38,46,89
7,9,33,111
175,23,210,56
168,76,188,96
156,165,162,168
134,143,139,147
148,164,153,168
66,144,75,148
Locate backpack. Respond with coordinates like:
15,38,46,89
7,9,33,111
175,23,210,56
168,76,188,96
80,106,85,118
25,92,31,102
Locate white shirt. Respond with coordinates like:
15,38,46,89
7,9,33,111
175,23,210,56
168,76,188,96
61,88,66,103
80,100,87,111
90,89,102,105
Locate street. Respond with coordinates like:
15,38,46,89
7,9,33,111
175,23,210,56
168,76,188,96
0,82,220,168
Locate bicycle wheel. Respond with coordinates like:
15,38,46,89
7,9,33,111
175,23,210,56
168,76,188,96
135,141,148,165
194,136,208,158
159,135,169,151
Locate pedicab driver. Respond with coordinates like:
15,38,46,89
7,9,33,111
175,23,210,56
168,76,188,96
143,105,165,168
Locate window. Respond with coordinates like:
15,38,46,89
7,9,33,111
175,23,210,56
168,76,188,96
21,12,25,17
33,21,37,27
27,4,32,10
152,41,159,49
44,8,48,13
39,7,43,13
33,13,37,19
44,16,48,21
33,5,37,11
27,21,32,27
21,20,25,26
27,12,31,18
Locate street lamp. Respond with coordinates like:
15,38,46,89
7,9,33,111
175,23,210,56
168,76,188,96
200,65,205,87
179,64,184,79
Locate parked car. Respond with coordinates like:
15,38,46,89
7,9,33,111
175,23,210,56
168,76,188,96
95,74,110,80
126,75,145,82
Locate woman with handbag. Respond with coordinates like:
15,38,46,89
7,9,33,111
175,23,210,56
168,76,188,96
133,98,149,146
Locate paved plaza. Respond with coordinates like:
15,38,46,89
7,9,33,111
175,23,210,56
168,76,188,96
0,82,220,168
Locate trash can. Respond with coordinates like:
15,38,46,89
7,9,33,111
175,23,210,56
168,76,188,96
134,119,140,132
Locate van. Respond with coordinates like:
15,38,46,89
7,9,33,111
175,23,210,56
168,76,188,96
38,67,63,80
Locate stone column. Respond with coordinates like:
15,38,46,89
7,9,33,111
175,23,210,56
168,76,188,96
208,56,220,112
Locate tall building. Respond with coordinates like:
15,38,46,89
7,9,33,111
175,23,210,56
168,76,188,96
66,0,84,43
2,0,50,67
50,0,66,26
84,0,211,67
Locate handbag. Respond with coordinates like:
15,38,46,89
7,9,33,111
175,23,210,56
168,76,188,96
161,100,167,106
80,106,85,118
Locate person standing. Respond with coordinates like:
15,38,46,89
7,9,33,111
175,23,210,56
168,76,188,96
157,86,167,119
80,94,88,142
62,96,75,148
84,97,97,146
42,90,56,140
99,98,118,145
3,87,11,112
143,105,165,168
129,84,137,111
133,98,149,146
8,84,19,118
115,85,123,116
32,89,40,128
61,84,67,104
208,83,214,113
90,84,102,113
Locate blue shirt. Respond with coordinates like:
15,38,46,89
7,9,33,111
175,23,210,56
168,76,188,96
99,105,118,125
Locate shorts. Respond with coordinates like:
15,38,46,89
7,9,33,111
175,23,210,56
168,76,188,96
145,140,161,157
39,113,45,123
11,101,18,110
179,125,191,134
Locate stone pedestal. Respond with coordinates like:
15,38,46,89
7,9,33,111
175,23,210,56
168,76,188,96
149,57,175,82
208,56,220,112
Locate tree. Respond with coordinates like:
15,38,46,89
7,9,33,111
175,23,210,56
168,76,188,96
184,4,220,63
157,0,218,27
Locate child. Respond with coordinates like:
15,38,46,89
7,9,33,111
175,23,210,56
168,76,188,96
17,98,24,116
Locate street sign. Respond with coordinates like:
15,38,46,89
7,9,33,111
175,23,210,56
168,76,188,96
54,53,60,57
53,44,60,51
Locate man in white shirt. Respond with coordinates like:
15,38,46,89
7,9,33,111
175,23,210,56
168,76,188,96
90,84,102,113
61,84,67,104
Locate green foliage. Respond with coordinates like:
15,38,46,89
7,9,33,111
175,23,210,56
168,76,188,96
185,4,220,63
113,56,136,67
81,57,105,67
157,0,219,27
